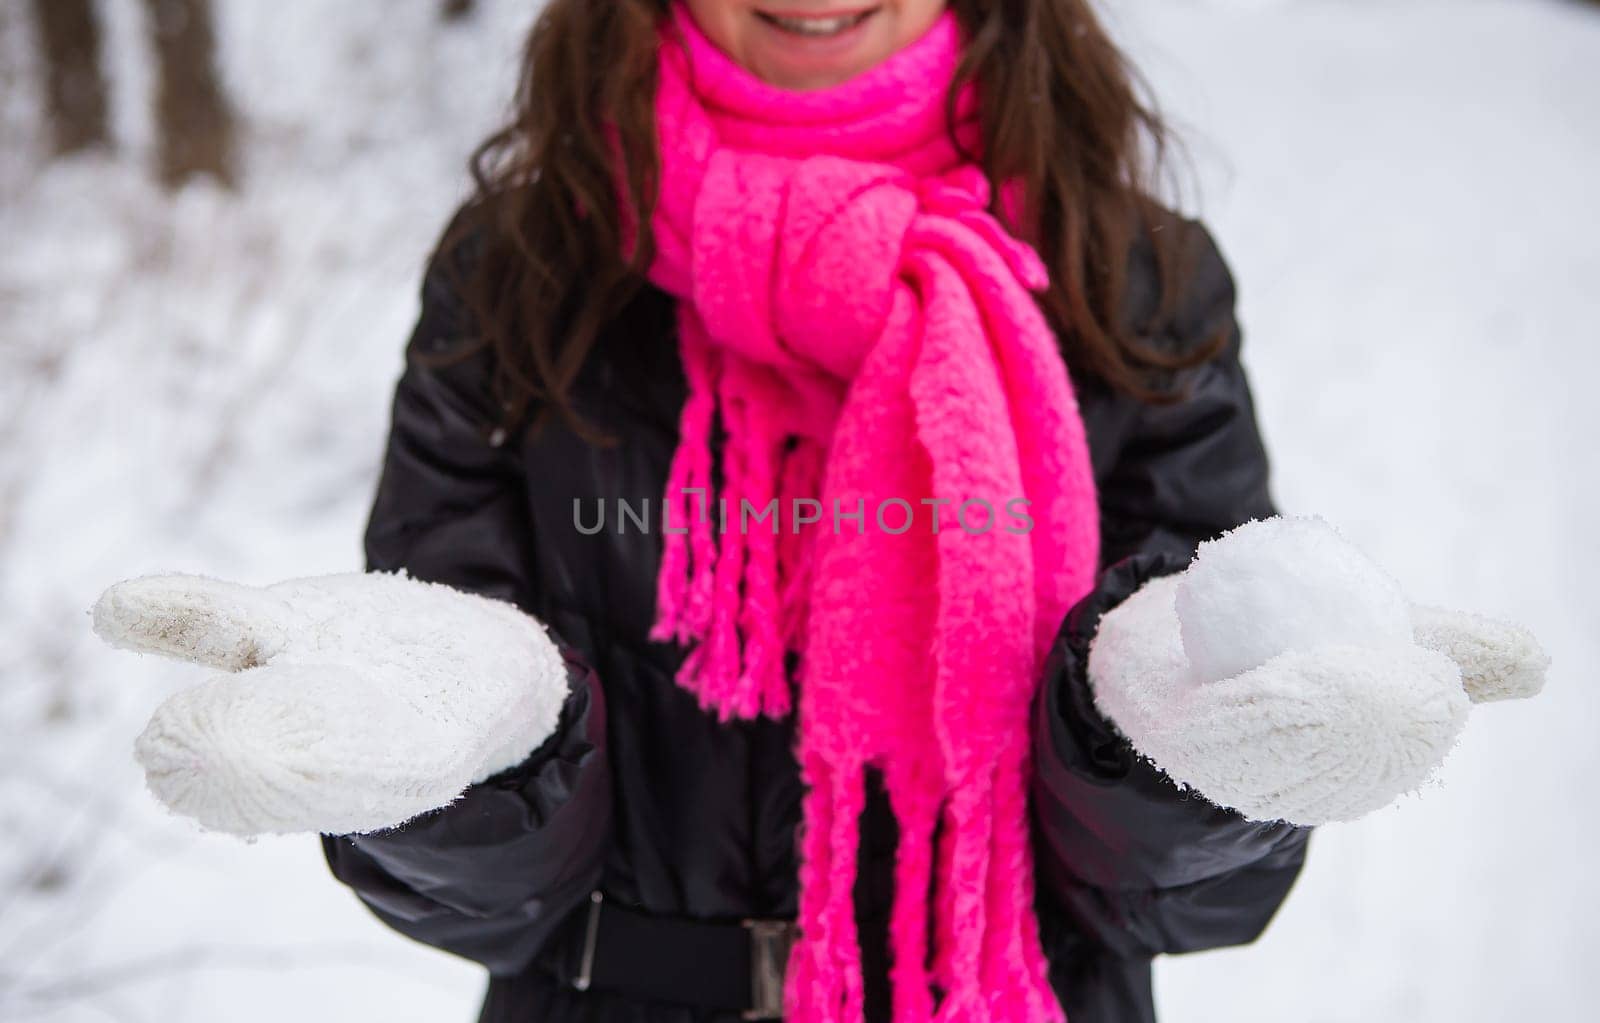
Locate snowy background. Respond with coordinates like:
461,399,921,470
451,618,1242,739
1,0,1595,1020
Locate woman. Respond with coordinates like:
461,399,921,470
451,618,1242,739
91,2,1543,1022
333,3,1306,1020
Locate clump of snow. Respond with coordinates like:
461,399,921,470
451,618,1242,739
1176,516,1413,687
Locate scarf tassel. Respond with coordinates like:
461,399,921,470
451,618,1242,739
650,327,718,649
783,751,1065,1023
786,750,868,1023
654,321,799,721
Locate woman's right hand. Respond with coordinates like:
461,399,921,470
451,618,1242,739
90,570,572,837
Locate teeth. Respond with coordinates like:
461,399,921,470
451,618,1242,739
763,12,868,37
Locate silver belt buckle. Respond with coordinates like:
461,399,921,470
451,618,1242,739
741,918,797,1020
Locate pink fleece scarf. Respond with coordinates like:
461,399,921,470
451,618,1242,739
638,7,1099,1022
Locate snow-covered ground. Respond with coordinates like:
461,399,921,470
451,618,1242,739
1,1,1594,1020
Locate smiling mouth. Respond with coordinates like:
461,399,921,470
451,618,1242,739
755,8,877,38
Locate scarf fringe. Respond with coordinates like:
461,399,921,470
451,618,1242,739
655,322,803,721
783,752,1066,1023
885,760,937,1023
786,750,866,1022
650,324,718,648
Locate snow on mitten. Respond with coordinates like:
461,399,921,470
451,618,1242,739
1087,516,1548,825
91,571,570,837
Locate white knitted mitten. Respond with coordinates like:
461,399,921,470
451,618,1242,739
91,571,570,837
1088,516,1548,825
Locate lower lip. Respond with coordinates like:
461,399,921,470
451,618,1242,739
753,9,879,62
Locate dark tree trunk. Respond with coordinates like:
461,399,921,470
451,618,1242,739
30,0,111,155
141,0,237,189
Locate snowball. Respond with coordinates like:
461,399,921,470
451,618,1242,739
1174,516,1413,686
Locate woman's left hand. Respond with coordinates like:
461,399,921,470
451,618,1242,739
1086,515,1548,825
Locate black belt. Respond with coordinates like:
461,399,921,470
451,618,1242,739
542,891,798,1020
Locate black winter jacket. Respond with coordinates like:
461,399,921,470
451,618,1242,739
321,210,1311,1023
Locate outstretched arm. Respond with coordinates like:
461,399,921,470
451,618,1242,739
86,220,613,976
1031,220,1546,973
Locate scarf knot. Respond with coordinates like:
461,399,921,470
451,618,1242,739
689,156,1052,386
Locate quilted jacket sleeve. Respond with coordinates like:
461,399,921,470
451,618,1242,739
320,229,612,977
1031,219,1311,967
